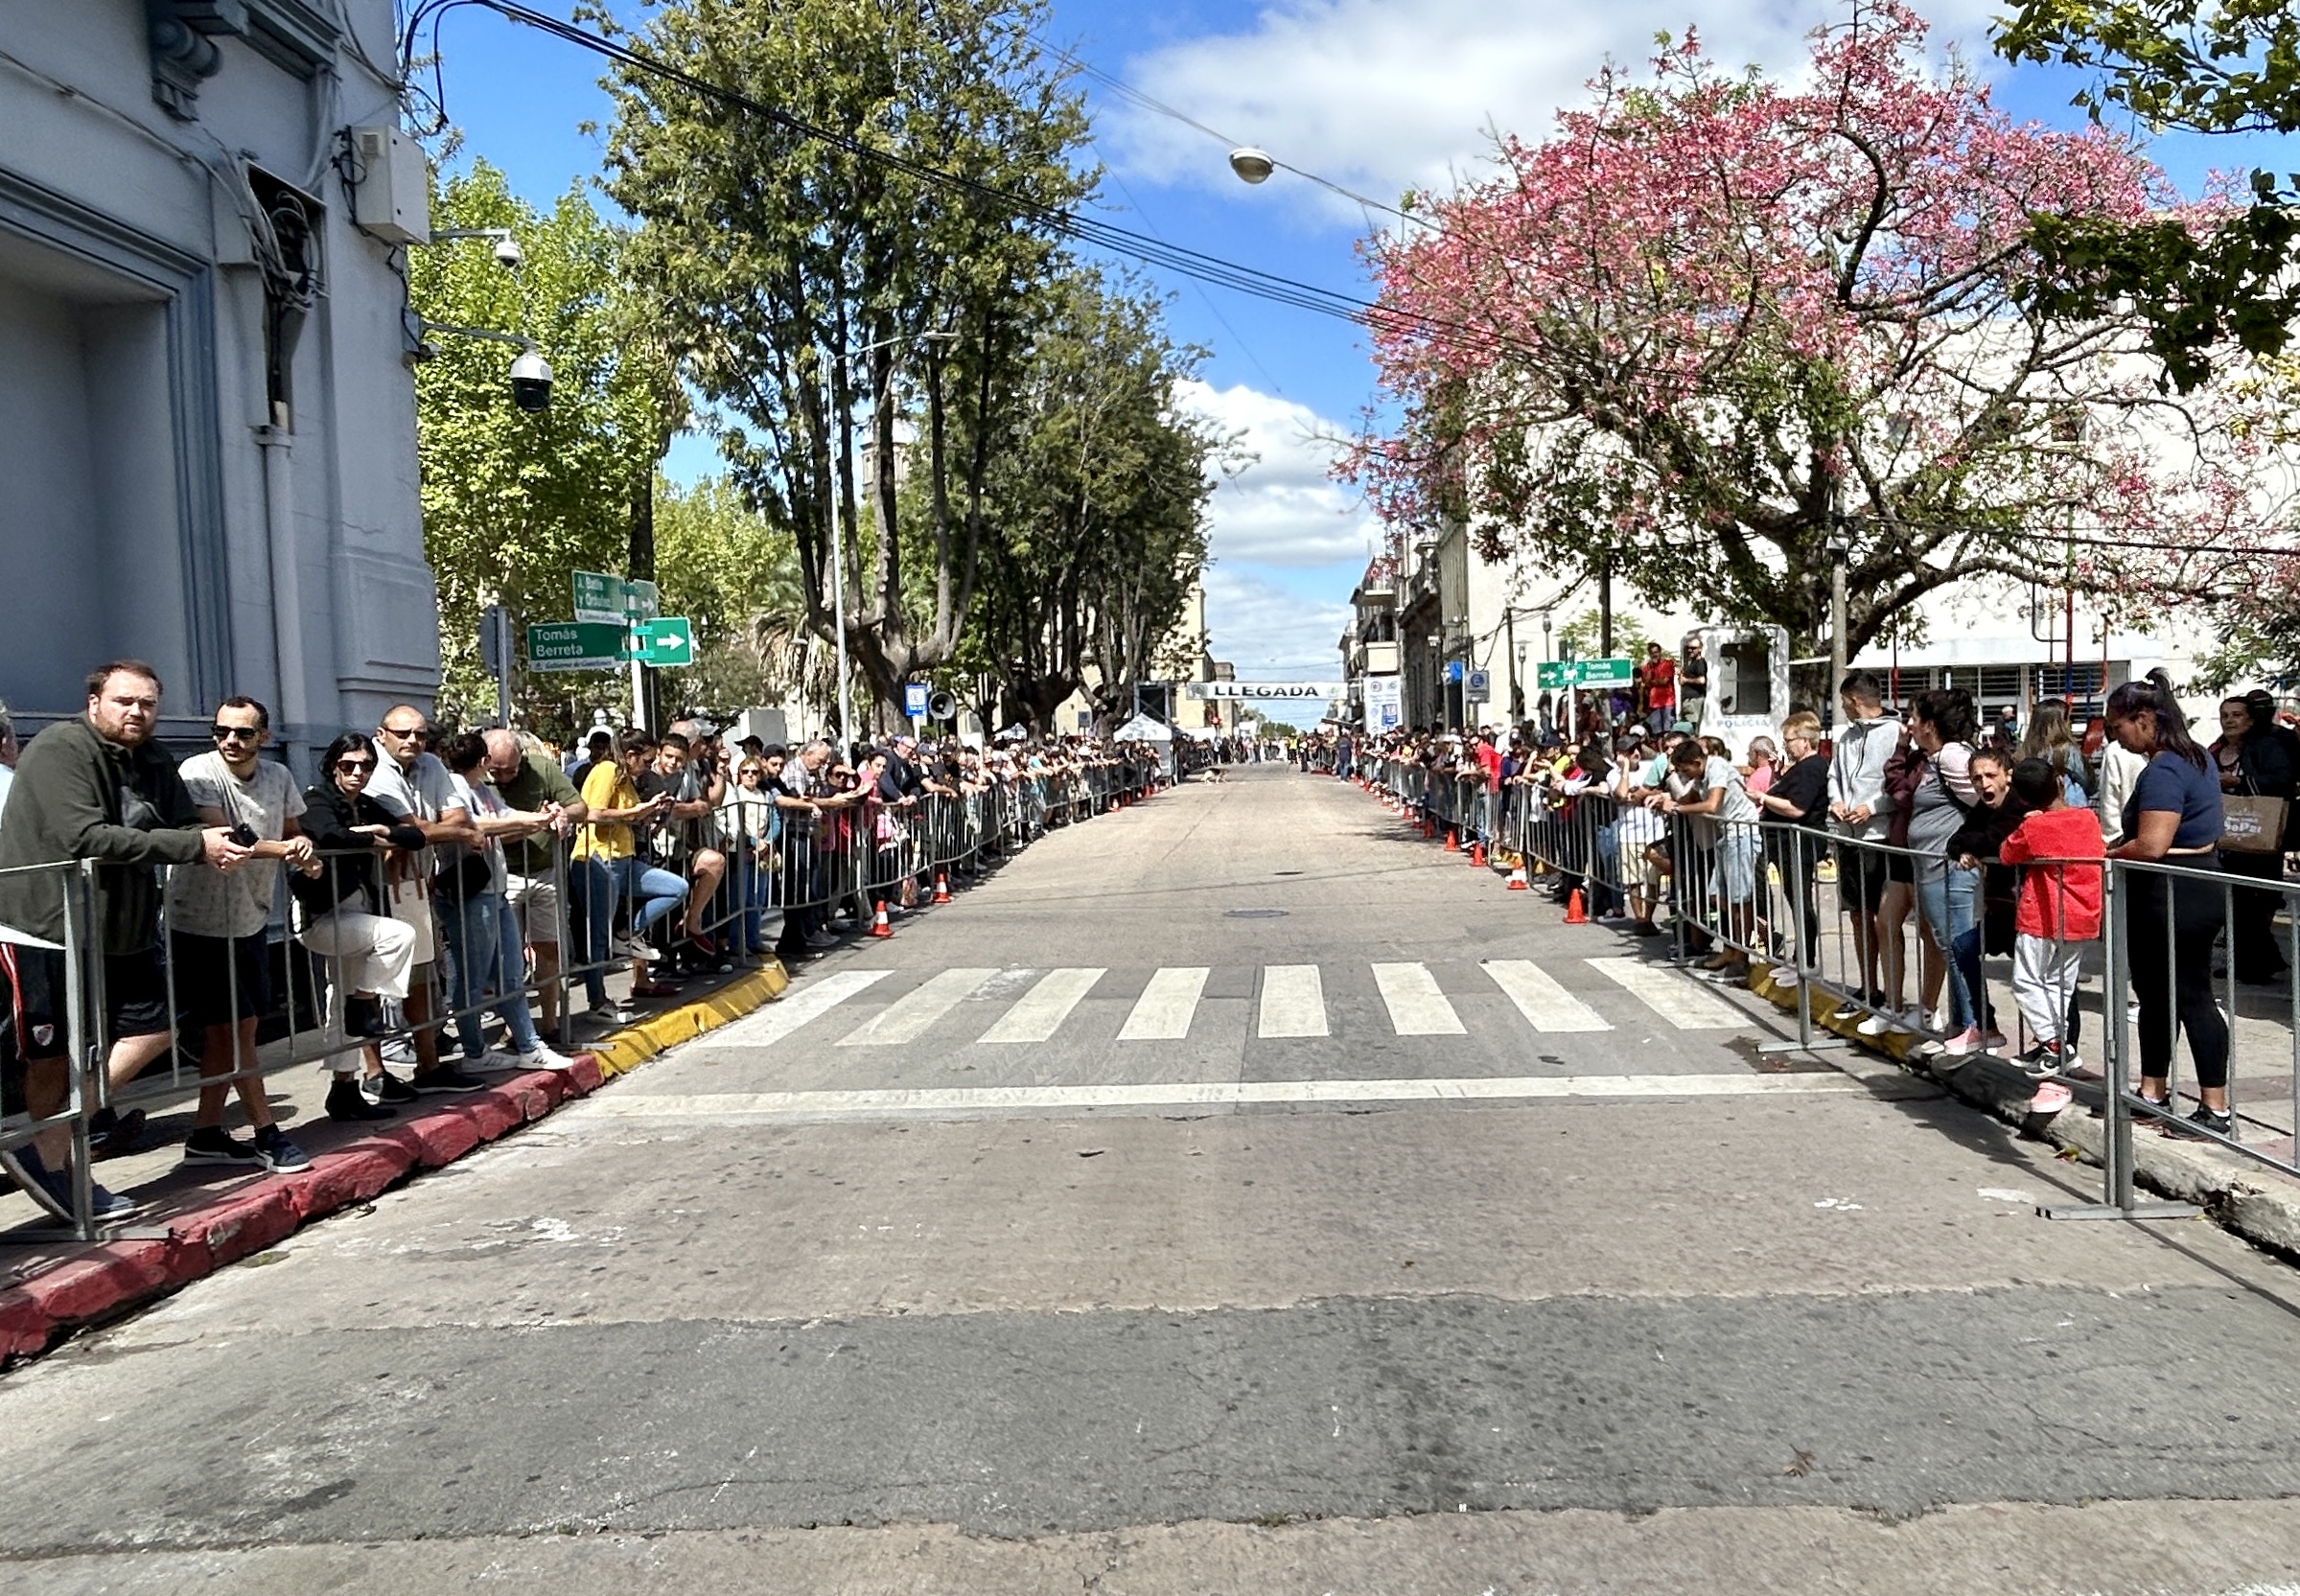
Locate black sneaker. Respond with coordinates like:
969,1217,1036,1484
2171,1104,2237,1142
371,1071,421,1104
2014,1043,2060,1080
90,1106,151,1159
181,1125,264,1166
253,1125,312,1172
409,1064,486,1094
327,1078,396,1122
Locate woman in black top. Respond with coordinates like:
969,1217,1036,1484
294,731,428,1120
1756,711,1830,972
2210,696,2295,985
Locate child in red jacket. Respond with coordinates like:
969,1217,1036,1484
1997,757,2106,1076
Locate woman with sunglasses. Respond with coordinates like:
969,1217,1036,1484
293,732,425,1121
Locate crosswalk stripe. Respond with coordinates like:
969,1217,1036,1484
1482,960,1612,1032
587,1073,1862,1122
1371,962,1465,1036
707,968,893,1046
836,968,999,1047
1258,965,1328,1038
978,967,1105,1043
1584,957,1743,1029
1118,966,1209,1041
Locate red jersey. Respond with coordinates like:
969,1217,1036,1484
1997,806,2104,940
1645,658,1677,710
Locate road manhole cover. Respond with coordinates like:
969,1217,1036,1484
1226,909,1289,919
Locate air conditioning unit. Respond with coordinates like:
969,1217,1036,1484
348,126,430,245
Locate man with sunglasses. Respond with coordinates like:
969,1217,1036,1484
365,705,480,1093
167,697,316,1171
0,660,254,1218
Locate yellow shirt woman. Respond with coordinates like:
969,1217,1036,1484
574,760,639,862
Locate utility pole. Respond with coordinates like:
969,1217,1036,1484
1827,490,1849,718
1598,553,1614,659
629,469,656,733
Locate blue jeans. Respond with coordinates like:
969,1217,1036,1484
438,890,541,1058
571,857,685,1006
1916,862,1989,1033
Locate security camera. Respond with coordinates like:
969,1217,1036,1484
493,235,523,269
508,349,552,413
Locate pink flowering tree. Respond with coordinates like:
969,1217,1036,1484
1347,2,2284,663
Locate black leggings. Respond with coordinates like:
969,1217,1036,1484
2125,865,2230,1090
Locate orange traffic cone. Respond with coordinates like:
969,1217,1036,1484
933,872,952,904
1444,827,1460,853
867,901,894,938
1470,840,1486,867
1564,888,1589,924
1506,865,1528,891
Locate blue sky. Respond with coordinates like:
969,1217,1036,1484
424,0,2283,679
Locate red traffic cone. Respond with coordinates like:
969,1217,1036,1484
867,900,894,938
933,872,952,904
1470,840,1486,867
1506,865,1528,891
1444,827,1460,853
1564,889,1589,924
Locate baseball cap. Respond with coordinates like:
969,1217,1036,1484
1671,720,1696,736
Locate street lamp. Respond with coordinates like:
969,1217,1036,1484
823,329,958,752
1228,147,1275,184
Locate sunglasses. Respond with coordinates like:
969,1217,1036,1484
335,759,375,774
211,725,262,742
381,726,427,741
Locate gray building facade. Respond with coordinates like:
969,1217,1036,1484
0,0,439,771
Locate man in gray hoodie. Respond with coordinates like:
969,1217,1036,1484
1827,671,1902,1006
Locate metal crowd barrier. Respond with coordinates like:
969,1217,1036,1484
1,759,1159,1239
1475,775,2300,1213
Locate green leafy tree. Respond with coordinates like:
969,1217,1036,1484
1997,0,2300,390
962,267,1226,731
594,0,1092,725
410,162,683,729
651,475,807,719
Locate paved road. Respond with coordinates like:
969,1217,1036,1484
7,767,2300,1594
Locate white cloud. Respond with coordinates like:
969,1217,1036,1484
1202,566,1351,680
1109,0,2006,217
1181,379,1381,569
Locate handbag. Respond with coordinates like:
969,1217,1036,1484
2221,793,2288,854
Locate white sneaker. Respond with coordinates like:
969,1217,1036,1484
515,1043,580,1072
1855,1012,1893,1036
1769,966,1801,987
626,937,663,963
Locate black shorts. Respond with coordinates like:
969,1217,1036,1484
172,932,271,1027
1836,844,1891,912
0,940,171,1061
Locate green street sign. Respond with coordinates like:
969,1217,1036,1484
527,621,626,673
632,616,694,667
571,570,622,625
572,570,661,625
1536,657,1637,690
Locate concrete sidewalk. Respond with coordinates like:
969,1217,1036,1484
0,957,787,1363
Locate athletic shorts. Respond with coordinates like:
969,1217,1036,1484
0,940,171,1060
1836,843,1891,912
172,931,271,1027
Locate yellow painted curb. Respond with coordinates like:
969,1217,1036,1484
589,961,792,1077
1745,963,1921,1064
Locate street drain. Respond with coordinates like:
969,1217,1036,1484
1273,869,1303,876
1226,909,1289,918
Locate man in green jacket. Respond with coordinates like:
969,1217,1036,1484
0,660,250,1219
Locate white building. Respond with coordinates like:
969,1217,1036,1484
0,0,438,768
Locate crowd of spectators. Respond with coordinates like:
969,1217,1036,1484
1355,665,2298,1143
0,660,1162,1220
